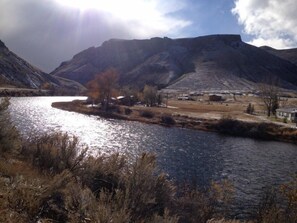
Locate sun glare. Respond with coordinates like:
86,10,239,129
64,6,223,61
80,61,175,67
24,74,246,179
55,0,156,20
54,0,190,37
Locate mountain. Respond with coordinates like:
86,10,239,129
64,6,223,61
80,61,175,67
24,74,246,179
51,35,297,92
0,40,85,94
0,40,59,88
261,46,297,66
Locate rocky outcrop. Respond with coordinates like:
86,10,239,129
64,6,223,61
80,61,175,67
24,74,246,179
51,35,297,91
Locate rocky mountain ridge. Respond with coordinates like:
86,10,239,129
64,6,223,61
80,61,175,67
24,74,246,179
51,35,297,92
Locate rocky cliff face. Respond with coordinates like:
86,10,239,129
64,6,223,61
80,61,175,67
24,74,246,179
0,40,58,88
51,35,297,91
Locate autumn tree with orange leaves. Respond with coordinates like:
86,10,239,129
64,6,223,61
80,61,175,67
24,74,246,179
87,68,119,111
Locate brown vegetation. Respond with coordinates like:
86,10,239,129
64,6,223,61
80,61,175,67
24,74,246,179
87,68,119,110
0,131,234,223
1,97,297,222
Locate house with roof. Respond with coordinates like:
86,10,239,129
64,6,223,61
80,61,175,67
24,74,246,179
209,94,223,101
276,108,297,122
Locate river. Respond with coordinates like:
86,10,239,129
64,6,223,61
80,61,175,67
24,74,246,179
8,96,297,217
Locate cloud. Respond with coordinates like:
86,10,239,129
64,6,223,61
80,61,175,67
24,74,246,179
0,0,191,72
232,0,297,49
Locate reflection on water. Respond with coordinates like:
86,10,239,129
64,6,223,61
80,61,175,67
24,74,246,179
8,97,297,217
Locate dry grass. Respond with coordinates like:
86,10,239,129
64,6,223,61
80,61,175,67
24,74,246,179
2,97,297,222
21,133,88,174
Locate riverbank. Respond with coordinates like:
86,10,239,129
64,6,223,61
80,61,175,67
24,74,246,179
52,100,297,144
0,87,50,96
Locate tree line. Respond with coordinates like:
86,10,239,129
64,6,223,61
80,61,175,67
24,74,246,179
87,68,163,111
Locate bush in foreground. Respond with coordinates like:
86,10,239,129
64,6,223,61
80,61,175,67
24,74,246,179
0,97,20,155
6,132,240,222
21,133,88,174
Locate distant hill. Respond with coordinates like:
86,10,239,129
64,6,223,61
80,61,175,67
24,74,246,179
0,40,85,93
51,35,297,92
261,46,297,66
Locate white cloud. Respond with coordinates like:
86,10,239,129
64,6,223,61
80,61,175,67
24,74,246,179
232,0,297,49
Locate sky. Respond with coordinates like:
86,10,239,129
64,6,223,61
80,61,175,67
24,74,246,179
0,0,297,73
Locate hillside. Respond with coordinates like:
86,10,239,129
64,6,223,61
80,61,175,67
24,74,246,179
0,40,58,88
261,46,297,66
0,40,86,94
51,35,297,92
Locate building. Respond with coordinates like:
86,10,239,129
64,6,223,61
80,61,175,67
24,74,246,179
209,94,223,101
276,108,297,122
177,94,194,101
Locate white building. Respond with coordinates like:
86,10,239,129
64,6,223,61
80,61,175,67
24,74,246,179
276,108,297,122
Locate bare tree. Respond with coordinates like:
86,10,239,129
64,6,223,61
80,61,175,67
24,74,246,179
258,79,280,117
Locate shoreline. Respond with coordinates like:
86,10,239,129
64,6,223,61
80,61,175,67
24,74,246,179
52,100,297,144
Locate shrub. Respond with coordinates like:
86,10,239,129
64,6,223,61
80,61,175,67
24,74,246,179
3,169,70,221
0,97,20,154
161,115,175,125
177,180,234,223
123,153,175,221
124,107,132,115
78,153,176,222
140,110,155,118
246,103,254,114
216,117,274,140
255,177,297,223
22,133,88,174
78,153,127,195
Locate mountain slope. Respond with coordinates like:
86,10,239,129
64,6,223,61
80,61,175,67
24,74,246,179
261,46,297,66
51,35,297,91
0,40,86,94
51,37,193,87
0,40,59,88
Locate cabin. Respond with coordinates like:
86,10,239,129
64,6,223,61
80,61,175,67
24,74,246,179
209,94,223,101
115,95,136,106
276,108,297,122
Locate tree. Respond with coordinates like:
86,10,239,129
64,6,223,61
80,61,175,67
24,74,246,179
143,85,158,107
258,80,280,117
246,103,255,114
87,68,119,111
120,86,139,106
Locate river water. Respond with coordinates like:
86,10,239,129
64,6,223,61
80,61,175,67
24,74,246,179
7,96,297,217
